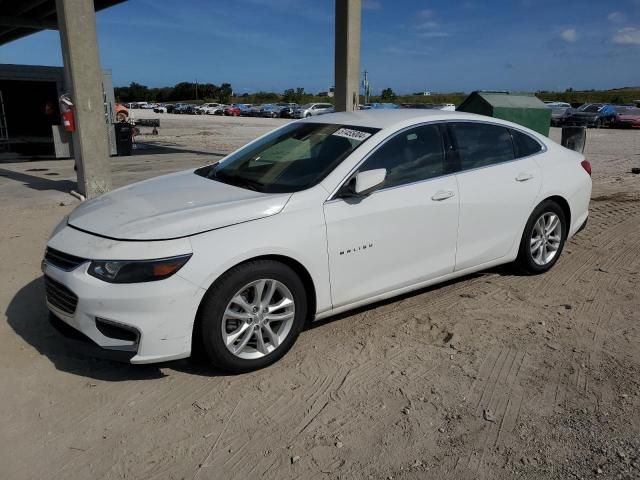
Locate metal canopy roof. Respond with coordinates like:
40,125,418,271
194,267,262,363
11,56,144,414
0,0,126,46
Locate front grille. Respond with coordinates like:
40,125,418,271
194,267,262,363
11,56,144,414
45,276,78,315
44,247,87,271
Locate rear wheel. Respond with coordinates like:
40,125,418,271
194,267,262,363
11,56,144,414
515,200,567,274
197,260,307,373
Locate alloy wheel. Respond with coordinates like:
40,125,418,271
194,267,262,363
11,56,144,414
221,279,295,360
530,212,562,266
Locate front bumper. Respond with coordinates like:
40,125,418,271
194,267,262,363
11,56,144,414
43,224,206,364
43,259,204,364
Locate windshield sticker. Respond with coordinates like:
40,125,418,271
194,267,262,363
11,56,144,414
332,128,372,142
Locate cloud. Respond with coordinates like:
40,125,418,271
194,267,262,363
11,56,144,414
607,11,625,23
417,9,435,19
362,0,382,10
382,46,435,56
611,27,640,45
560,28,577,43
415,21,439,30
416,31,451,38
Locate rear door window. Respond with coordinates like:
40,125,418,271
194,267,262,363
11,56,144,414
451,123,515,171
510,129,543,158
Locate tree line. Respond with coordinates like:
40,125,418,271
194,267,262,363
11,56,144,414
114,82,233,104
115,81,640,107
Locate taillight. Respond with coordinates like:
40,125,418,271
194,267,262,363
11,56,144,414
581,159,592,176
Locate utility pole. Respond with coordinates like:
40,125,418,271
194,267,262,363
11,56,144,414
57,0,112,198
362,70,370,104
334,0,361,112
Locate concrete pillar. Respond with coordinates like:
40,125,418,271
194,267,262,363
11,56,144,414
56,0,111,198
334,0,361,112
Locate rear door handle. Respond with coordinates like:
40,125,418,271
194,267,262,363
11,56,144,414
515,172,534,182
431,190,455,201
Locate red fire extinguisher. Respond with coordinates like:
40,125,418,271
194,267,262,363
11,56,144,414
59,94,75,132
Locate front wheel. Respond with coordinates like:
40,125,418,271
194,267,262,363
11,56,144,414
197,260,307,373
515,200,567,274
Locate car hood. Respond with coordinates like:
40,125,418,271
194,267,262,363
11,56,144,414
618,114,640,121
68,169,292,241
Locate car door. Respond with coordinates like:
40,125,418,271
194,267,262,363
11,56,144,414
449,122,543,271
324,123,459,307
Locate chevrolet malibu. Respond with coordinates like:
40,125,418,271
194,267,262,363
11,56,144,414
43,110,592,372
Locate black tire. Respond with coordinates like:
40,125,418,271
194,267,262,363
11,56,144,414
197,260,307,373
515,200,567,275
305,113,311,118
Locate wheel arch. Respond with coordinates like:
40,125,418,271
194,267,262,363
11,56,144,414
543,195,571,232
191,254,318,351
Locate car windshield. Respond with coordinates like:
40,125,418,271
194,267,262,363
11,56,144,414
197,122,380,193
299,104,313,109
621,108,640,115
581,105,602,113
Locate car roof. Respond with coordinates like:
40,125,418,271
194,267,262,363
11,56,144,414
301,108,488,129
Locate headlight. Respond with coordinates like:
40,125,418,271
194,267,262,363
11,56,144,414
88,254,192,283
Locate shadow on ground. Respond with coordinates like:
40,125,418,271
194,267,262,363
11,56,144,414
5,277,230,381
132,142,226,158
7,265,520,381
0,168,76,194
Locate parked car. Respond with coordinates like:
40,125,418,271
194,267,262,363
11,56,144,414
43,110,591,373
171,103,188,114
174,104,198,115
360,103,400,110
164,104,177,114
564,103,617,128
278,105,298,118
224,105,242,116
545,102,572,127
293,103,335,118
611,107,640,128
246,105,264,117
197,103,225,115
261,103,297,118
236,104,252,116
153,104,168,113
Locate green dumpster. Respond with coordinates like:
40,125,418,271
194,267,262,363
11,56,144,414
456,91,551,136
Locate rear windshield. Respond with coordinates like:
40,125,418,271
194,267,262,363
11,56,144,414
196,123,380,193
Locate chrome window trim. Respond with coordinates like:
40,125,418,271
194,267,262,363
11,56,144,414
325,119,547,203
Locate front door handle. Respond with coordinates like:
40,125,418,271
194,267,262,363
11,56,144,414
431,190,455,201
516,172,534,182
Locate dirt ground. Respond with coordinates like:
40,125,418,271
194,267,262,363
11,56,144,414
1,113,639,480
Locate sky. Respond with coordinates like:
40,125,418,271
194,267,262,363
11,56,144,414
1,0,639,94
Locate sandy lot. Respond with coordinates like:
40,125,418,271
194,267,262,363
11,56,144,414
1,113,639,480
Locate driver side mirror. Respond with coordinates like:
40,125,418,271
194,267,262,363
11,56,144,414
338,169,386,198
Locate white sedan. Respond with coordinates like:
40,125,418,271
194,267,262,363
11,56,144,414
43,110,591,372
